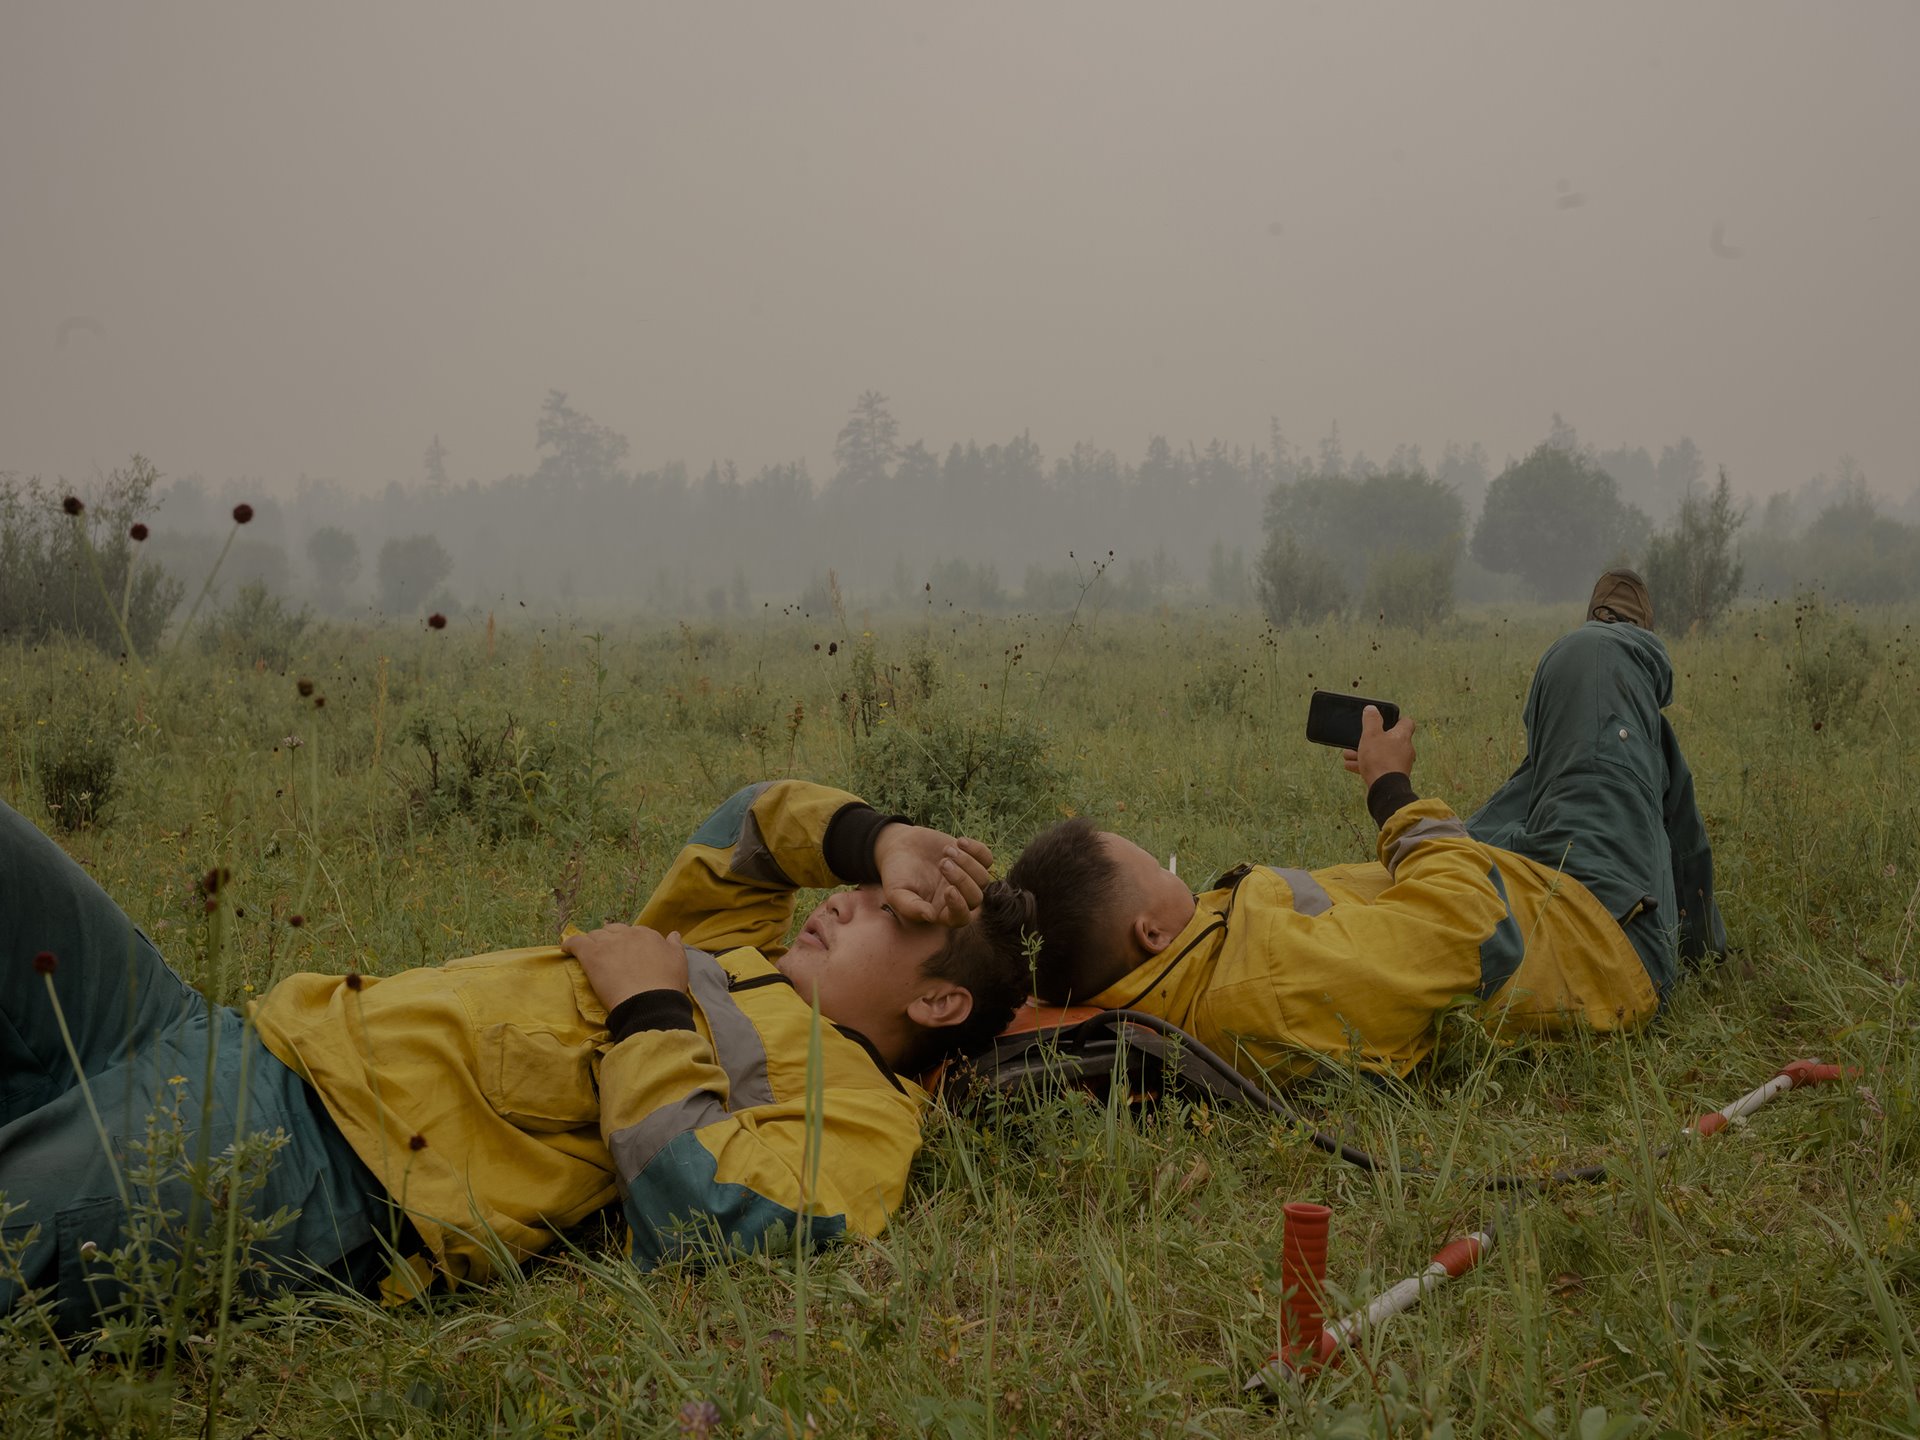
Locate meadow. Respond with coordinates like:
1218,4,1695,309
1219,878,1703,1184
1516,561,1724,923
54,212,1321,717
3,591,1917,1438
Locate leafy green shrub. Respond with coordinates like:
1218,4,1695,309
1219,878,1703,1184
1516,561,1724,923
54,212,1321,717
0,457,184,653
198,579,312,669
1184,655,1250,719
402,711,562,842
1254,531,1347,626
376,533,455,615
39,725,119,830
1643,468,1745,631
926,557,1008,611
851,709,1062,839
1361,539,1459,629
1785,590,1875,728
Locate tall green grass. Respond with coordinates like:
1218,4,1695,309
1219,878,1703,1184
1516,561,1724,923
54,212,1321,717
2,598,1916,1436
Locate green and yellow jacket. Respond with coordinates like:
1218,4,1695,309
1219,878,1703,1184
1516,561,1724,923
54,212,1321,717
252,781,925,1286
1082,795,1658,1087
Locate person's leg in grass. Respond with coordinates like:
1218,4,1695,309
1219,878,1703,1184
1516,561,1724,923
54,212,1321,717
0,801,390,1333
0,798,200,1129
1467,605,1723,999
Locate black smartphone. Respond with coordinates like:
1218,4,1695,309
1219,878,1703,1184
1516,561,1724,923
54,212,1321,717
1305,689,1401,749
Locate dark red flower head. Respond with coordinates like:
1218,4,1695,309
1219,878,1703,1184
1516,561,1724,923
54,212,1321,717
344,970,363,991
33,951,58,976
63,495,85,517
296,678,314,698
427,613,447,630
287,913,305,928
232,503,254,525
408,1133,428,1152
130,522,150,542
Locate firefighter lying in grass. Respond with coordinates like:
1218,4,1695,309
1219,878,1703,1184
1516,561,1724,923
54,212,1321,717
2,780,1032,1332
1007,572,1728,1089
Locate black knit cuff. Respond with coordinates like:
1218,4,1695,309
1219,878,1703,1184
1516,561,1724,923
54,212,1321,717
1367,773,1419,828
607,989,696,1042
823,803,910,885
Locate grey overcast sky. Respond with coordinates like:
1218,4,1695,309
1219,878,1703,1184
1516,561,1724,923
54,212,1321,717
4,1,1916,498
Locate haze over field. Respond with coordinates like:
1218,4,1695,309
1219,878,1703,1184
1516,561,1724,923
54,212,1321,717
4,1,1917,505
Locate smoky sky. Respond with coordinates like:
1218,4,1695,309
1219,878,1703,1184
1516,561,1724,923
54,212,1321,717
4,1,1916,499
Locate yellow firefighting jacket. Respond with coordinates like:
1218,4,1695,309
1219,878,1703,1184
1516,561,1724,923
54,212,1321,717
251,781,926,1285
1082,798,1658,1087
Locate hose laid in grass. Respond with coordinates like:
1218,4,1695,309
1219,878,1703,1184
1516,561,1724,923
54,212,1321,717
1245,1055,1858,1392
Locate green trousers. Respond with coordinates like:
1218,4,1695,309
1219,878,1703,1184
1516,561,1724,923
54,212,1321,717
1,800,390,1333
1468,621,1727,998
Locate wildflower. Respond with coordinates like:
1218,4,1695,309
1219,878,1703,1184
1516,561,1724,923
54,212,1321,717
344,970,363,991
33,951,57,975
130,522,150,542
427,613,447,630
63,495,84,516
828,641,838,656
202,867,231,896
314,695,326,709
296,678,314,697
408,1132,428,1152
677,1399,720,1438
168,1075,187,1086
232,503,254,525
288,913,305,928
281,734,304,749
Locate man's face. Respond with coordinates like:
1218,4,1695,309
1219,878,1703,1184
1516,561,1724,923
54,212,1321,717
1097,831,1194,930
775,884,950,1039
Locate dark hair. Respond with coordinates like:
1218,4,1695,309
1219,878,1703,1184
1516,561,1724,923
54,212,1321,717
1004,817,1129,1005
900,879,1036,1073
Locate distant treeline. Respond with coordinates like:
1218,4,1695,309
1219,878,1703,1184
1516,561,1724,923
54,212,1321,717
8,394,1919,635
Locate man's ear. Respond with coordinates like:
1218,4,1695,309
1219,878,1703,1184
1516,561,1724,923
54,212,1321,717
1131,913,1175,958
906,981,973,1032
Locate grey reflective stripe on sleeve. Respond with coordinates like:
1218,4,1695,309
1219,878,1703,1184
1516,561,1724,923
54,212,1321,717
1269,867,1333,917
1384,817,1471,877
685,948,774,1109
731,805,795,887
609,1089,730,1181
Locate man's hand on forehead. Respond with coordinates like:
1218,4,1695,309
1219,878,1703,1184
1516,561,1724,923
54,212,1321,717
873,824,994,929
